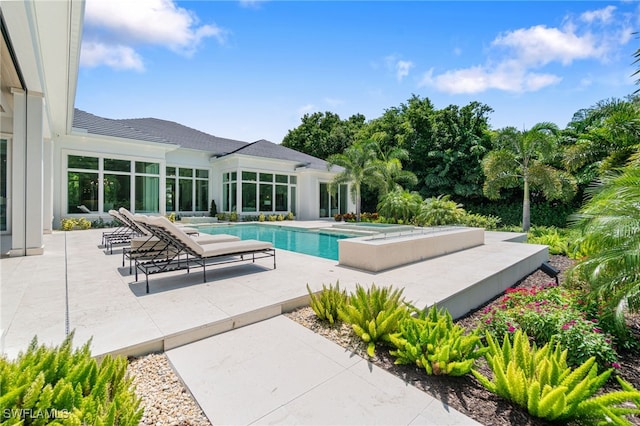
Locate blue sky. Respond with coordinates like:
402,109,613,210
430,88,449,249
76,1,639,144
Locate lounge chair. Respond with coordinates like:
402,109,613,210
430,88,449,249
133,215,275,293
102,210,140,253
122,213,240,272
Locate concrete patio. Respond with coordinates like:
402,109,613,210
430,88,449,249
1,222,548,425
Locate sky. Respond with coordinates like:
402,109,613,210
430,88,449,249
75,1,639,144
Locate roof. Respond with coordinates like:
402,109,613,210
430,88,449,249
72,109,332,170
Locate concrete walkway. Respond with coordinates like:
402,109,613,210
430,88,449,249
1,224,547,425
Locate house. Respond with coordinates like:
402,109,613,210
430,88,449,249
0,1,352,257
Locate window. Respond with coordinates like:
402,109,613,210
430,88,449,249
66,154,159,214
319,182,347,217
166,166,209,212
234,170,296,214
222,172,237,212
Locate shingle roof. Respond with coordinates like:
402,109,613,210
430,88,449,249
72,109,332,170
224,140,329,171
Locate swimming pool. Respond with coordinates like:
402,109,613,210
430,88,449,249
198,224,354,260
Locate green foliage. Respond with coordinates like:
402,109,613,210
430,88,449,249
478,285,618,367
209,199,217,217
0,333,143,424
460,212,501,230
464,200,579,228
568,150,640,329
307,282,348,325
389,305,488,376
376,189,422,223
258,213,266,222
472,330,640,423
282,111,366,159
166,212,176,223
338,284,411,357
60,218,92,231
216,212,228,221
414,195,465,226
229,211,239,222
286,212,294,220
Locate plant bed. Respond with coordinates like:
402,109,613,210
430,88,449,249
286,255,640,426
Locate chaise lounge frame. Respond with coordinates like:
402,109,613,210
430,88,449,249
133,216,276,293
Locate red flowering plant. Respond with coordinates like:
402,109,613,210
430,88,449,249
478,283,618,368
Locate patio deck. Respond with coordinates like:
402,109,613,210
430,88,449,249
1,223,547,359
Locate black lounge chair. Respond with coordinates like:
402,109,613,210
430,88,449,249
133,215,275,293
102,210,140,253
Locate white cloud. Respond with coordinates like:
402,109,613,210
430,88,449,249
422,5,627,95
80,42,144,71
383,55,413,81
492,25,604,66
581,5,616,24
81,0,224,70
297,104,316,117
395,60,413,81
420,63,561,94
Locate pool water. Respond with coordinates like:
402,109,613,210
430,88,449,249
198,224,353,260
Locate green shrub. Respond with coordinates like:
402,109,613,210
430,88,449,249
415,195,465,226
389,305,487,376
478,284,618,368
307,282,348,325
0,333,143,424
277,214,284,221
229,211,238,222
258,213,266,222
460,212,501,230
209,200,217,217
60,218,92,231
286,212,294,220
338,284,411,357
216,213,228,221
472,330,640,423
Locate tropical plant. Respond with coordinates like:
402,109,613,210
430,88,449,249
460,212,501,230
0,333,143,424
338,284,412,357
389,305,487,376
477,284,618,367
414,195,465,226
472,330,640,423
307,282,348,325
376,189,422,223
209,199,217,217
367,143,418,195
282,111,366,159
482,123,577,231
326,140,380,221
563,97,640,176
568,149,640,333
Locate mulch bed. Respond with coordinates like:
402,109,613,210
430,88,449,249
286,255,640,426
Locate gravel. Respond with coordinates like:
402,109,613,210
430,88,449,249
127,353,211,425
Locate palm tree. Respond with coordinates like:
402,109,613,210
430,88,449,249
369,144,418,196
569,148,640,332
326,140,379,221
482,122,576,231
376,189,422,223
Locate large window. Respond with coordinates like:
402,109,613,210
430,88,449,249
66,154,159,214
234,170,296,214
222,172,237,212
319,182,348,217
166,166,209,212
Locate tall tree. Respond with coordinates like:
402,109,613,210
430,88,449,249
368,143,417,195
563,97,640,178
569,149,640,332
281,112,366,159
326,140,379,221
482,123,576,231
